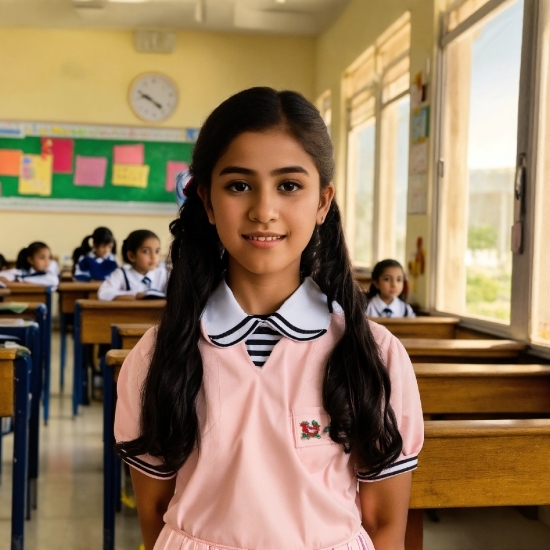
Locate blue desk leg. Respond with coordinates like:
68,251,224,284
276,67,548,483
59,310,66,392
28,325,42,517
72,305,81,417
12,355,31,550
42,293,52,425
103,357,115,550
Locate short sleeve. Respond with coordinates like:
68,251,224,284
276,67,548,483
114,328,177,480
357,322,424,482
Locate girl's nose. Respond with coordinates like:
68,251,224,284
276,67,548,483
248,189,279,224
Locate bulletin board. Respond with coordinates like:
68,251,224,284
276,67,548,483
0,121,198,206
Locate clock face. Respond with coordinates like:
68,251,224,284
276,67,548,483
129,73,178,123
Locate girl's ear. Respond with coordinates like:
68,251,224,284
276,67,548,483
127,251,136,264
197,186,216,226
317,183,335,225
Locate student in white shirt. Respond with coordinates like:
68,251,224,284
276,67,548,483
98,230,167,301
0,241,59,289
366,259,416,318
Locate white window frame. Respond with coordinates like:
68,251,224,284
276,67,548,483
430,0,543,341
344,13,411,269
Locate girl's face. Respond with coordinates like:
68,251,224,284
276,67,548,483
204,130,334,281
95,242,114,259
373,267,405,304
28,248,51,272
127,237,161,275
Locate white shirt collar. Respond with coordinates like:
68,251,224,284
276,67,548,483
369,295,406,317
202,277,332,348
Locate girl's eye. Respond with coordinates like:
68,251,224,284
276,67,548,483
278,181,303,193
227,181,251,192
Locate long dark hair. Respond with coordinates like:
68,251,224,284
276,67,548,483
116,87,402,476
72,226,116,268
16,242,50,270
367,259,408,301
122,230,159,264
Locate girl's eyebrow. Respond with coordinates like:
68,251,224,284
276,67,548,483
218,165,310,177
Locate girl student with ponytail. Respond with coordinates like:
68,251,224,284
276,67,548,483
114,88,423,550
0,241,59,289
73,226,118,281
98,229,167,301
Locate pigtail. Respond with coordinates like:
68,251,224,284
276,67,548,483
312,203,403,476
15,247,30,270
116,181,225,471
80,235,93,255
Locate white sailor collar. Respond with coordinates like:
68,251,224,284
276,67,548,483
202,277,332,348
369,294,406,317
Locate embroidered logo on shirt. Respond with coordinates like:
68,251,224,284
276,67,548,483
300,420,322,439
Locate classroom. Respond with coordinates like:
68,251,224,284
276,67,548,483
0,0,549,549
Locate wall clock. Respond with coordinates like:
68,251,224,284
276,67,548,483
129,73,178,123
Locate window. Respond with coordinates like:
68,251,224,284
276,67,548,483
317,90,332,136
345,13,411,267
436,0,525,324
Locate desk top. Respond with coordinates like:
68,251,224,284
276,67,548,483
106,349,129,366
423,418,550,438
402,338,526,354
0,288,10,298
372,317,459,326
414,363,550,376
77,299,165,310
58,281,102,292
114,323,154,335
3,283,47,294
0,348,17,360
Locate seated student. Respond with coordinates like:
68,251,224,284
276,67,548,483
0,253,8,271
0,242,59,289
98,230,167,301
366,259,416,318
73,227,118,281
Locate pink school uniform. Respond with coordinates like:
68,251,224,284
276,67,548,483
114,277,424,550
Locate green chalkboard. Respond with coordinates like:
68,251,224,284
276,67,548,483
0,136,193,203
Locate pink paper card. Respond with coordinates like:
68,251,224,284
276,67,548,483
0,149,22,176
165,161,188,192
113,144,144,165
42,138,74,173
74,155,107,187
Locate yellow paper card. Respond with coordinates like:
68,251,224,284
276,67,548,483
112,164,149,188
19,154,53,196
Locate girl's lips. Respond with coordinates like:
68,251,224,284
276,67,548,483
243,235,285,249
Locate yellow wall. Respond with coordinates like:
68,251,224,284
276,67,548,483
316,0,440,307
0,28,315,260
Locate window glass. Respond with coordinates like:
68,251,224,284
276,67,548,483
437,0,524,322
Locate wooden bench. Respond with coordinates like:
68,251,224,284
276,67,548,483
72,300,165,415
402,338,527,362
405,419,550,550
0,346,33,550
112,323,153,350
415,363,550,415
57,281,102,390
371,317,459,339
0,288,10,300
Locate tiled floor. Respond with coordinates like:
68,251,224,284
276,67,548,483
1,331,550,549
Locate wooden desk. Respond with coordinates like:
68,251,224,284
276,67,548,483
0,347,16,416
58,281,101,314
372,317,459,339
406,419,550,549
402,338,526,362
0,346,32,549
73,300,165,415
57,282,102,390
2,283,49,304
0,288,10,301
112,323,153,350
415,363,550,415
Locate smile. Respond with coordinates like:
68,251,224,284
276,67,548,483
244,236,285,242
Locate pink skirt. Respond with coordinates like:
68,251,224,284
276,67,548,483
154,525,375,550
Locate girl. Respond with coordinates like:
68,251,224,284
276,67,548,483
0,242,59,289
366,259,416,318
115,88,423,550
73,226,118,281
98,230,167,301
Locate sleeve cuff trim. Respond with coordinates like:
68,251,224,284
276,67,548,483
119,452,176,479
357,455,418,481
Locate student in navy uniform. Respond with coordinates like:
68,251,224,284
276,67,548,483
73,226,118,281
0,241,59,289
366,259,415,318
98,229,167,301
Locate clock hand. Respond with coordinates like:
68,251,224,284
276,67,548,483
137,90,163,110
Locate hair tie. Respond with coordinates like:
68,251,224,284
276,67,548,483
175,170,194,207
